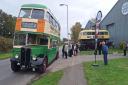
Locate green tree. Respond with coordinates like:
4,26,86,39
0,9,16,38
71,22,82,43
0,9,16,52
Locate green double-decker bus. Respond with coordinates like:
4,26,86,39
10,4,61,73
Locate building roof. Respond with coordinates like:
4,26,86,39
85,19,96,29
21,4,47,9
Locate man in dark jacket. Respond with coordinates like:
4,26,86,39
124,42,128,56
102,41,108,65
98,42,102,55
62,44,65,58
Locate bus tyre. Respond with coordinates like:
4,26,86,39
11,62,20,72
38,58,47,73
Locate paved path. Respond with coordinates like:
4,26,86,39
47,53,127,85
58,64,87,85
48,54,126,72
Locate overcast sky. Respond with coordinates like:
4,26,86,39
0,0,118,38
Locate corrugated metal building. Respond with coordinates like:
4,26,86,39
85,19,95,29
101,0,128,47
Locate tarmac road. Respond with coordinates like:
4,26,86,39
0,48,63,85
0,59,37,85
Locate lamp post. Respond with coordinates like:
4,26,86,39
60,4,69,43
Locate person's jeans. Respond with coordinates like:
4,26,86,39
124,49,126,56
64,51,67,59
103,53,108,65
99,49,101,55
62,51,64,58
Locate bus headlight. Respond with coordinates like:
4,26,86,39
32,56,37,61
15,54,19,59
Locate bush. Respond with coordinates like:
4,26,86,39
0,36,13,52
119,41,126,49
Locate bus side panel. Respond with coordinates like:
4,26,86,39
44,21,51,34
47,47,58,64
44,21,59,37
31,46,48,58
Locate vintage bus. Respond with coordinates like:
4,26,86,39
10,4,60,73
78,29,110,51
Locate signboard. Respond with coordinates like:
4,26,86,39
96,11,102,22
122,2,128,15
95,11,102,38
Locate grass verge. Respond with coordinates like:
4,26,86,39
83,58,128,85
0,53,12,60
109,48,123,54
32,70,63,85
80,48,124,55
80,51,94,55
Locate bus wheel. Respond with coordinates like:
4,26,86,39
38,58,47,73
11,62,20,72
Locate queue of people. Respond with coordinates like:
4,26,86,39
62,43,79,59
62,41,109,65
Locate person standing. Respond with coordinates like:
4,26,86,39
64,43,68,59
124,42,128,56
73,44,77,56
76,43,79,55
98,42,102,55
62,44,65,58
68,43,72,57
71,44,74,56
102,41,108,65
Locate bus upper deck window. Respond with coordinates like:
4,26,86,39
87,32,91,35
92,32,95,35
31,9,44,19
19,9,31,18
99,32,104,35
105,32,108,35
83,32,87,35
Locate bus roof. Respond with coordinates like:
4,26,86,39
80,29,108,33
21,4,47,9
20,4,61,32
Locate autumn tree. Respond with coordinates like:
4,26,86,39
71,22,82,43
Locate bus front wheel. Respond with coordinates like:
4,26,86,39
11,62,20,72
38,58,47,73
